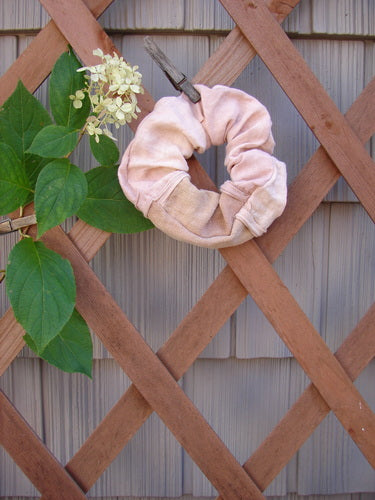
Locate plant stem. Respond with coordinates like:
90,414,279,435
77,122,88,146
63,123,87,159
19,230,32,239
17,206,33,239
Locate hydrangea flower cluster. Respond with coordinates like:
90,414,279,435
70,48,143,142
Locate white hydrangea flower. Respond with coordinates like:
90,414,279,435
75,49,144,141
69,90,85,109
86,116,103,143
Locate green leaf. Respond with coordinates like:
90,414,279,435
24,309,93,377
6,238,76,352
89,134,119,166
0,80,52,161
77,165,154,233
50,49,90,129
25,154,52,189
35,158,87,238
27,125,78,158
24,154,53,204
0,143,32,215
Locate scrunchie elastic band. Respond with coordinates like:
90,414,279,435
118,84,287,248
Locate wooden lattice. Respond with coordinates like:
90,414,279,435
0,0,374,498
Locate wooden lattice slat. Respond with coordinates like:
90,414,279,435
219,0,375,463
0,0,300,374
0,0,113,104
0,392,87,499
38,225,265,500
220,0,375,222
239,302,375,493
0,0,374,498
62,76,375,494
222,240,375,465
39,0,155,125
261,76,375,260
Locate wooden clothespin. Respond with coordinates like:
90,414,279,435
0,215,36,235
144,36,201,104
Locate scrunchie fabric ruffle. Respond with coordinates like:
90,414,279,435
118,84,287,249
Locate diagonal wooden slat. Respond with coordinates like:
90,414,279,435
0,0,301,374
0,3,296,494
0,391,87,499
39,0,375,492
0,0,374,494
3,0,372,377
221,240,375,466
1,4,374,492
217,0,375,465
65,265,248,492
0,3,261,495
0,4,306,492
0,309,25,375
0,0,113,104
62,76,375,492
259,76,375,260
37,226,265,500
39,0,155,125
220,0,375,222
0,0,304,376
192,0,302,85
66,0,302,261
234,302,375,495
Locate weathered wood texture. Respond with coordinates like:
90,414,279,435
0,0,374,498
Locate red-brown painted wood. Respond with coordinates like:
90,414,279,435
63,77,375,491
0,0,113,105
0,391,87,499
40,0,154,128
220,0,375,222
0,0,373,496
40,226,265,500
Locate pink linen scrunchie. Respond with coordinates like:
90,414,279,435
118,84,287,249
